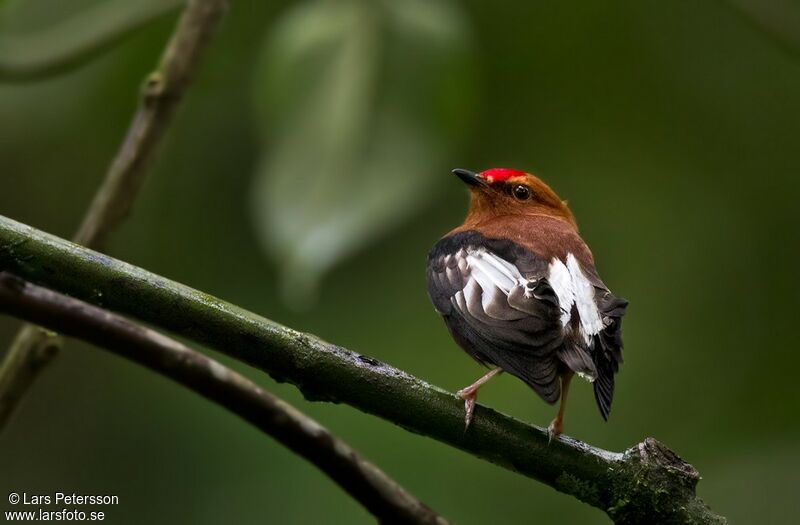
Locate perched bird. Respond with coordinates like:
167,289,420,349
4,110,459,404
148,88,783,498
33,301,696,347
426,168,627,438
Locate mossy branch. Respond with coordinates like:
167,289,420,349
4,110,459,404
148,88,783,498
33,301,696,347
0,215,727,524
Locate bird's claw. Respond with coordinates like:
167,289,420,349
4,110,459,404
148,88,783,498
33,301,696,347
456,389,477,429
547,418,563,444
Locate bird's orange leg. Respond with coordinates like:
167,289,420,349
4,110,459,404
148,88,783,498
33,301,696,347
456,368,503,428
548,371,574,442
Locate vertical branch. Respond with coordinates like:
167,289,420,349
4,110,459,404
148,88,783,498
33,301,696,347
0,0,231,431
722,0,800,62
0,325,61,423
75,0,230,247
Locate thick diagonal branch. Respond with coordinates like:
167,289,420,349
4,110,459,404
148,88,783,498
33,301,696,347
0,273,447,525
0,0,230,431
0,215,727,524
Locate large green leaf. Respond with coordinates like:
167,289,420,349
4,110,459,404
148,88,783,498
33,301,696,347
251,0,474,306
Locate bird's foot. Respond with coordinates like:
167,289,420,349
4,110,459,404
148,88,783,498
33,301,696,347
456,388,478,429
547,418,563,444
455,369,501,429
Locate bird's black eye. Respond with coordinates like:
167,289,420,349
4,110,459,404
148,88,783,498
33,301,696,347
512,185,531,201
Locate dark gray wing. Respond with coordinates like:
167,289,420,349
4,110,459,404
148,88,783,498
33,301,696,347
426,232,568,404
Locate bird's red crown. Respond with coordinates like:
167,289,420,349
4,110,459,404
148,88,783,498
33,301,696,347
479,168,526,183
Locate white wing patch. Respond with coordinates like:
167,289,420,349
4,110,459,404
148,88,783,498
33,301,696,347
446,248,602,346
547,258,575,326
450,248,529,320
548,254,603,345
467,251,522,295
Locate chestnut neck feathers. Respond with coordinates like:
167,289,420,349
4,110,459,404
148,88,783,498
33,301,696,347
449,171,593,266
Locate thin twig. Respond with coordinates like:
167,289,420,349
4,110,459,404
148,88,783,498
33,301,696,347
721,0,800,63
0,0,230,431
0,0,184,82
74,0,230,248
0,273,447,525
0,215,728,524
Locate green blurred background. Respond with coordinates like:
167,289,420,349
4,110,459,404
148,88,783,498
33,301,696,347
1,0,799,523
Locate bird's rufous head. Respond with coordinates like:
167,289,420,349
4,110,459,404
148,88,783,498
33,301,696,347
453,168,576,227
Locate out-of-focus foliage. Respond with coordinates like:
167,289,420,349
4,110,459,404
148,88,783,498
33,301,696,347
251,0,474,305
0,0,181,81
1,0,800,524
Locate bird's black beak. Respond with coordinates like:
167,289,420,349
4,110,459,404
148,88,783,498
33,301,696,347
453,168,487,188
